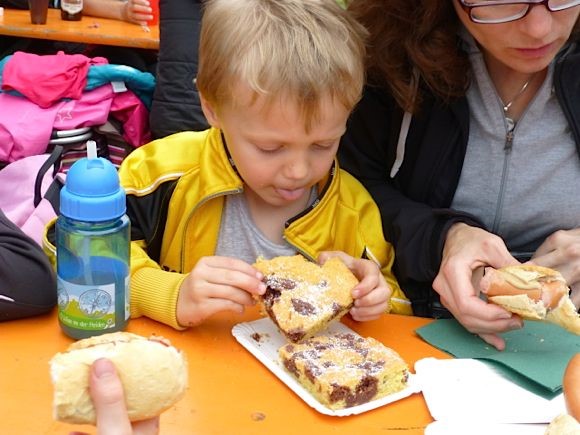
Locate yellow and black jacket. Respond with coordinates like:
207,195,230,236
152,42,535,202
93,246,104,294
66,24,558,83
118,128,411,329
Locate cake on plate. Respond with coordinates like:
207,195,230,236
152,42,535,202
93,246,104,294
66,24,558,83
278,333,409,409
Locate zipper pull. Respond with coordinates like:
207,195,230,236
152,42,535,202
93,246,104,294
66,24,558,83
504,129,514,152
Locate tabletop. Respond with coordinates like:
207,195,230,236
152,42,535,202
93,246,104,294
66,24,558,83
0,308,450,434
0,8,159,50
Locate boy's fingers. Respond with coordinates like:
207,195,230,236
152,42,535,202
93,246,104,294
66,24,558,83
318,251,354,267
90,358,133,435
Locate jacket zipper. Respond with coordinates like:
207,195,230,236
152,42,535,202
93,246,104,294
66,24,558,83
491,128,514,233
180,187,243,271
490,64,546,234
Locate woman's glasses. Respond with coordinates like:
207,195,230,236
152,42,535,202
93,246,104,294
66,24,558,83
458,0,580,23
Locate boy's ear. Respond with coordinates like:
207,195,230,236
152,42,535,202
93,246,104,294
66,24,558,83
199,93,221,129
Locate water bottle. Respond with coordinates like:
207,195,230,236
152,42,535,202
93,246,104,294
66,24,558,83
56,141,130,339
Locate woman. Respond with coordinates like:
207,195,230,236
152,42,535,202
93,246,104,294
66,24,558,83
339,0,580,350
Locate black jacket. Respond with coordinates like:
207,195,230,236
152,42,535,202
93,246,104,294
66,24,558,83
339,42,580,318
149,0,209,138
0,210,56,321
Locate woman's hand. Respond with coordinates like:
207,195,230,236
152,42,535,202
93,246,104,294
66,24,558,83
530,228,580,307
176,256,266,327
318,251,390,322
432,223,522,350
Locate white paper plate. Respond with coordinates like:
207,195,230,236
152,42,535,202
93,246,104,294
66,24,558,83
231,317,421,416
425,421,548,435
415,357,565,424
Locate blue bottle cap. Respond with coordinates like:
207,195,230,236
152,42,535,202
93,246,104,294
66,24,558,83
60,142,126,222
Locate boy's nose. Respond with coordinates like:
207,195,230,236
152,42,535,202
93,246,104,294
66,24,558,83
284,158,309,181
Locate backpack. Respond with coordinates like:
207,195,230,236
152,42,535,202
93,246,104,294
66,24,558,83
0,128,110,245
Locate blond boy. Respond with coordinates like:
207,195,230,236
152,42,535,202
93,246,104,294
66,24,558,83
119,0,411,329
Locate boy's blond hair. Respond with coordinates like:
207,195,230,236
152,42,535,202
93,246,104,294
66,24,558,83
196,0,367,131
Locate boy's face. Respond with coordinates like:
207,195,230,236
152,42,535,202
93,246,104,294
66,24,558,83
201,86,349,209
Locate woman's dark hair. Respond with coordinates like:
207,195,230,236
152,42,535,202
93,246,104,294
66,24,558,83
348,0,580,113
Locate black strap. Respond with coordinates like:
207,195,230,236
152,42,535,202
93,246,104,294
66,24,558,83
43,177,63,214
34,145,64,207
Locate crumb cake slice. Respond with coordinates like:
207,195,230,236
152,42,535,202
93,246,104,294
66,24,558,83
254,255,357,343
279,333,409,409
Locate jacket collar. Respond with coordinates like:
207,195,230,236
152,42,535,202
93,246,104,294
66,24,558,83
178,127,244,198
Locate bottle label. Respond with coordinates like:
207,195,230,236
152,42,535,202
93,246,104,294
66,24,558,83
124,275,130,321
62,0,82,14
57,277,117,331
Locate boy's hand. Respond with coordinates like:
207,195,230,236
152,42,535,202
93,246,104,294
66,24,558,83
318,251,391,322
176,256,266,327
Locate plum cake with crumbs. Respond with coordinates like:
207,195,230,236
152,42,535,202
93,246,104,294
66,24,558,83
279,333,409,409
254,255,357,343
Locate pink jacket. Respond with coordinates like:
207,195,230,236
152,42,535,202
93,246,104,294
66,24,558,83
0,52,150,163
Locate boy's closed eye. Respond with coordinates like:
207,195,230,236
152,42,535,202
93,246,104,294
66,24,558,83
256,145,283,154
312,141,338,151
253,139,338,154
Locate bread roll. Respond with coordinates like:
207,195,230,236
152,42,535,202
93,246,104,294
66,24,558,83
480,265,580,335
544,413,580,435
564,354,580,421
50,331,188,424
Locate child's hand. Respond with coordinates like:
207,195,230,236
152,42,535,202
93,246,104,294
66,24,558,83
176,256,266,327
318,251,391,322
122,0,154,25
88,358,160,435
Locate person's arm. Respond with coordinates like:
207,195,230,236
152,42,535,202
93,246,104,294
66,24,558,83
120,155,264,329
339,86,484,286
0,209,56,321
83,0,152,25
117,151,188,329
150,0,208,138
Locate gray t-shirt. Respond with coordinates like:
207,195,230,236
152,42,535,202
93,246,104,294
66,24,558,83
451,33,580,258
214,188,318,263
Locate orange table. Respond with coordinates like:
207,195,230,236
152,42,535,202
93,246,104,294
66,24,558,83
0,308,450,434
0,8,159,49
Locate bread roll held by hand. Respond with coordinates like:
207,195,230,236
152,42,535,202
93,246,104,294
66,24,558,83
545,355,580,434
50,331,188,424
480,265,580,335
564,354,580,421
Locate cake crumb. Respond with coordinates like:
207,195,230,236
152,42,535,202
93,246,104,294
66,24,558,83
251,412,266,421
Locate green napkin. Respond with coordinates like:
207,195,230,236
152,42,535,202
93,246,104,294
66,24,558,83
416,319,580,398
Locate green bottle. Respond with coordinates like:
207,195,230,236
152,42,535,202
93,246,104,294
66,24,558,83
56,141,130,339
